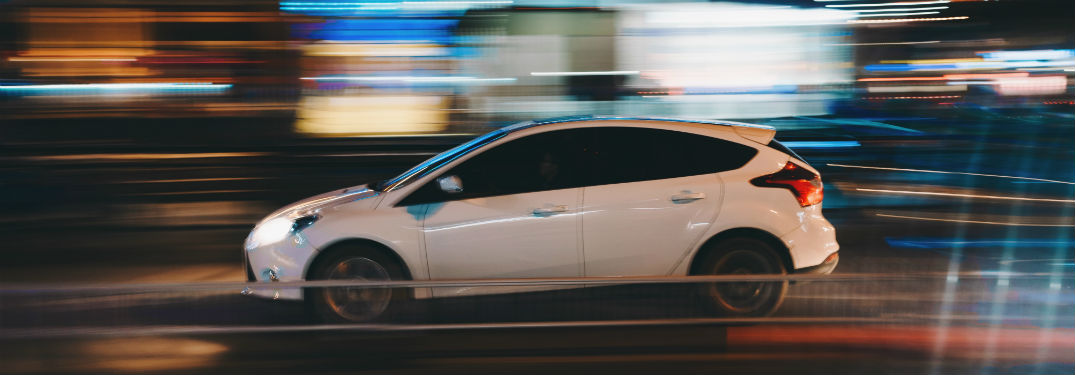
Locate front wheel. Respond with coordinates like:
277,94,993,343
695,237,788,317
306,246,406,323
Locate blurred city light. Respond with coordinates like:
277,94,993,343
0,0,1068,136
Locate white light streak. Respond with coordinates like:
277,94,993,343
829,41,941,46
945,81,996,85
300,76,515,83
852,6,948,12
1017,67,1075,71
530,71,640,77
645,6,856,28
867,85,966,93
848,16,968,23
1001,60,1075,68
876,214,1074,227
826,0,948,7
857,11,941,17
944,76,1068,95
828,163,1075,185
856,188,1075,203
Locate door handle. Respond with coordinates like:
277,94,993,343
532,205,569,215
671,192,706,203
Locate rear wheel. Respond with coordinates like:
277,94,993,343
306,245,406,323
695,237,788,317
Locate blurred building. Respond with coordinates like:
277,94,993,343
286,1,856,135
1,1,297,114
0,0,1071,141
841,0,1074,111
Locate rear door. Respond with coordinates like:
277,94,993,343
581,127,758,276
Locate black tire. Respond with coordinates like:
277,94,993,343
694,237,788,317
306,244,407,323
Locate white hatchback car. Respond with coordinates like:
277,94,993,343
243,116,839,322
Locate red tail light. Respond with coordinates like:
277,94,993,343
750,162,823,207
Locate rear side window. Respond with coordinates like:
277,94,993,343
767,139,807,163
589,127,757,186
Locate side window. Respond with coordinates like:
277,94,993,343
398,128,592,206
589,127,757,186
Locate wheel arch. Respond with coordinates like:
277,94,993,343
304,238,414,281
688,227,793,275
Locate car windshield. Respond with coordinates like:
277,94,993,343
370,128,510,192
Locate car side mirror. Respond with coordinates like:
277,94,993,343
437,175,464,194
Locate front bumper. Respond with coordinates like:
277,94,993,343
241,237,312,301
241,251,287,300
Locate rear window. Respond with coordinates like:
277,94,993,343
589,127,759,186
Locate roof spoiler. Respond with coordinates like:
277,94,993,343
733,125,776,145
524,115,778,144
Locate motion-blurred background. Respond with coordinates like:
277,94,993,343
0,0,1072,373
3,0,1071,276
2,0,1071,137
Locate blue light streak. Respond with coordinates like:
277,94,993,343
782,141,861,148
281,6,399,10
979,49,1075,61
291,18,459,42
0,83,232,96
864,63,960,72
865,57,1075,72
278,0,511,14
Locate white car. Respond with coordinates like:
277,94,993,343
243,116,839,322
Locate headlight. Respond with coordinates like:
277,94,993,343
246,217,294,250
245,214,321,251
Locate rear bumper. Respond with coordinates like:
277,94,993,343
794,251,839,275
780,208,839,270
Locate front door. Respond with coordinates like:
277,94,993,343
398,128,591,297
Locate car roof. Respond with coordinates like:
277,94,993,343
500,115,777,144
377,116,776,192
